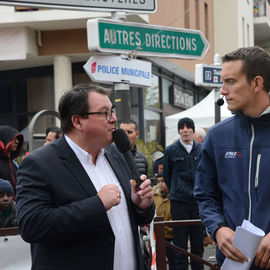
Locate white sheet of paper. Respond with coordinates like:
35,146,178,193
221,220,265,270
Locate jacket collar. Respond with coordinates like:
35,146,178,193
57,137,131,199
238,110,270,129
57,136,97,196
104,145,131,200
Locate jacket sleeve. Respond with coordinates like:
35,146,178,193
163,146,172,190
133,203,155,226
16,154,109,244
193,134,227,241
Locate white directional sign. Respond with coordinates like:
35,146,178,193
195,64,222,87
0,0,157,12
83,55,152,87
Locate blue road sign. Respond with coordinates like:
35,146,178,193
195,64,222,87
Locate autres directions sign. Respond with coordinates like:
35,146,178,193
0,0,157,13
87,18,210,59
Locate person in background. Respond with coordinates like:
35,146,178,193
194,46,270,269
193,127,206,144
152,151,164,177
45,126,62,145
16,84,154,270
120,120,148,177
0,178,17,228
153,171,176,270
0,126,24,191
163,117,204,270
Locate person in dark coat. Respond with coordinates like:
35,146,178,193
120,120,148,176
0,126,24,191
163,117,204,270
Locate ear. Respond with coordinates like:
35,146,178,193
71,115,84,131
135,130,139,139
252,76,264,93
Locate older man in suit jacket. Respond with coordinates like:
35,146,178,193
16,84,154,270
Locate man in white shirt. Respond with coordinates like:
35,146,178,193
16,84,154,270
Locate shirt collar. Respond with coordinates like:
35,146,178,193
179,137,193,148
260,105,270,116
64,134,104,164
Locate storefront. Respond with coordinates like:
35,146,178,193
0,58,209,147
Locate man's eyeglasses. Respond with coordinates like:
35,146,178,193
78,106,116,121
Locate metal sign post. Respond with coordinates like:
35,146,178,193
110,12,131,124
195,53,223,124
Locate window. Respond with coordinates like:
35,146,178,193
162,78,172,104
204,3,209,40
144,109,161,142
144,74,160,109
195,0,200,29
242,17,245,46
247,24,250,46
184,0,190,28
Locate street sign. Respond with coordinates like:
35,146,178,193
0,0,157,13
83,55,152,87
87,19,210,59
195,64,222,87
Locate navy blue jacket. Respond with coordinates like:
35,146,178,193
16,136,154,270
163,140,201,204
194,111,270,268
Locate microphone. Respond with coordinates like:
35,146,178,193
113,128,143,189
216,96,224,106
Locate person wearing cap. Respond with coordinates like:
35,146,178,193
163,117,204,270
0,178,17,228
0,125,24,191
152,151,164,177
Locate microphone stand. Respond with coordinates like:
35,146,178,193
214,87,221,124
214,53,222,124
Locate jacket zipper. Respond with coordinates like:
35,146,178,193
254,154,261,200
248,124,255,222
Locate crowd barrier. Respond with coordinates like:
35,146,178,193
154,216,220,270
0,227,31,270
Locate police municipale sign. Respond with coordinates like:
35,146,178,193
83,55,152,87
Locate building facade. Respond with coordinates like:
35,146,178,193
0,1,215,147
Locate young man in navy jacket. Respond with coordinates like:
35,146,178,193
194,46,270,270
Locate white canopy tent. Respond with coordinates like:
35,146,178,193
165,90,233,146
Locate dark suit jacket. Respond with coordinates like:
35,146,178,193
16,136,154,270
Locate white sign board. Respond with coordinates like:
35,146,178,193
0,0,157,13
195,64,222,87
83,55,152,87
